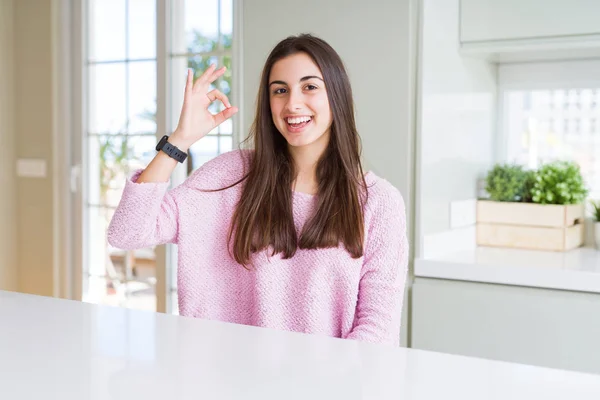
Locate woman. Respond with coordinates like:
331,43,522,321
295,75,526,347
108,34,408,346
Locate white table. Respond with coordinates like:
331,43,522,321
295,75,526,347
1,290,600,399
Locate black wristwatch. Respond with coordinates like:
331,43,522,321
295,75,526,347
156,135,188,163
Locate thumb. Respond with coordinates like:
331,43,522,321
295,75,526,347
213,106,238,127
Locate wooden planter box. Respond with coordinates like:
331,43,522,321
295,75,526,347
476,200,585,252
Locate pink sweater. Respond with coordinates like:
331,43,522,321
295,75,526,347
107,150,408,345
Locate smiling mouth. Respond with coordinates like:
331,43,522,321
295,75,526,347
286,116,313,131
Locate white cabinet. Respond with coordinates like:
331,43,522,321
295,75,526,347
460,0,600,43
411,277,600,375
459,0,600,62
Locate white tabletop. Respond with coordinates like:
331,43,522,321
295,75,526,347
1,290,600,399
415,247,600,293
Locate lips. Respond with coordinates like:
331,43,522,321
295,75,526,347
285,116,313,133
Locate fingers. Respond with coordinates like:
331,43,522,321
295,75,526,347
206,89,232,109
212,106,239,127
193,64,227,92
209,65,227,82
193,64,215,91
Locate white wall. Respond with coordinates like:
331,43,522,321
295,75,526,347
0,0,18,291
417,0,496,256
241,0,418,346
241,0,417,200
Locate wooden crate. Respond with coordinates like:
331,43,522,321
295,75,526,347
476,200,585,251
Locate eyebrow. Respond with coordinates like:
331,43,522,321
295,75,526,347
268,75,324,87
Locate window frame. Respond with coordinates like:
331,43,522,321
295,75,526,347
70,0,243,313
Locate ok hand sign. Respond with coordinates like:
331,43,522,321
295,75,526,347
171,65,238,151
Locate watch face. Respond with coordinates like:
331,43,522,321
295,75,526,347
156,135,168,151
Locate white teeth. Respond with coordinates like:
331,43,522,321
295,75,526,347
286,116,312,124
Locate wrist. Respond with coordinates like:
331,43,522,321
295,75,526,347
155,134,189,164
167,132,192,152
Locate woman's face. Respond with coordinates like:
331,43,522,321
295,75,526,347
268,52,333,150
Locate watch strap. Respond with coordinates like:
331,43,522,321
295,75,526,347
156,135,188,163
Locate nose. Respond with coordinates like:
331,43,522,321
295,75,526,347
285,88,303,111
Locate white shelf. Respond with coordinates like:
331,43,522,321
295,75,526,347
415,246,600,294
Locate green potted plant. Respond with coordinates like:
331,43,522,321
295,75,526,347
477,161,588,252
530,161,588,205
484,163,532,202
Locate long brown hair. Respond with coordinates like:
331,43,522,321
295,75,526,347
224,34,368,267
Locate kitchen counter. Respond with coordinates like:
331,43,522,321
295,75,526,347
415,246,600,293
1,290,600,399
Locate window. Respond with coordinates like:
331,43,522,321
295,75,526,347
503,89,600,198
81,0,236,314
170,0,234,175
168,0,235,314
500,62,600,200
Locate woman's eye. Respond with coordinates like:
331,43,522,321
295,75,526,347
305,84,317,90
273,88,286,95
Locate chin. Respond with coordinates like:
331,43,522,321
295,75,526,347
280,126,330,149
284,134,319,148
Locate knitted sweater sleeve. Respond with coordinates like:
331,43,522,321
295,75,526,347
106,170,185,250
107,149,249,250
345,185,409,346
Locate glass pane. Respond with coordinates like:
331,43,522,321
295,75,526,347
83,265,157,312
89,0,126,62
128,0,156,59
222,55,232,96
189,136,218,170
190,55,220,79
218,118,233,135
88,134,155,208
220,0,233,38
87,136,102,207
170,58,188,133
128,135,159,171
87,206,113,277
128,61,157,133
89,135,127,207
122,247,157,312
91,135,123,207
89,63,126,133
220,135,233,152
84,203,157,312
505,89,600,199
171,0,219,55
208,99,220,116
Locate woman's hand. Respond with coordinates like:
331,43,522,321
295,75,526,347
170,65,238,151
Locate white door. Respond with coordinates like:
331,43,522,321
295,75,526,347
73,0,238,314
